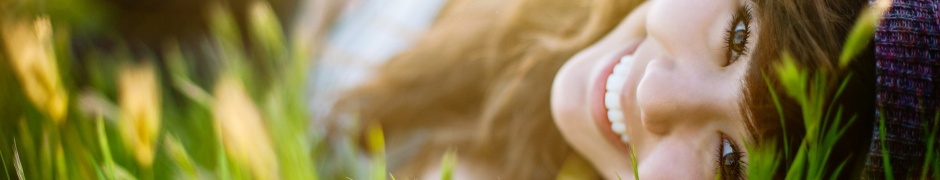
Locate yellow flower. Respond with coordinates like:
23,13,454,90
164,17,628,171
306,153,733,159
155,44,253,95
213,76,279,180
118,62,161,168
2,16,68,123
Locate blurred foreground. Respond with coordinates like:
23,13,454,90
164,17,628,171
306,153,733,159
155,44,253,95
0,0,446,179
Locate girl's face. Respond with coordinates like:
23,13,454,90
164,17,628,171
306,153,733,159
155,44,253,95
551,0,759,179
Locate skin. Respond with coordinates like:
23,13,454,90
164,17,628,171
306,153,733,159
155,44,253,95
551,0,759,179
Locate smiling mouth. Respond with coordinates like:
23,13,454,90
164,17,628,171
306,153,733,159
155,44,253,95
592,51,634,152
605,55,632,142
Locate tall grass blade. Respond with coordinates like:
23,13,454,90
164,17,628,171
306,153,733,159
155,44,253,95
55,146,67,179
921,113,939,178
14,140,24,180
763,74,790,161
367,124,387,180
439,149,457,180
879,114,894,180
746,140,779,180
164,43,212,108
216,128,232,180
631,146,639,180
164,135,198,178
827,159,850,180
96,116,114,179
40,133,51,180
2,144,10,180
839,6,880,68
109,164,138,180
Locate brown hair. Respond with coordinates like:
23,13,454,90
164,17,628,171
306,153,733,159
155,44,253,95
335,0,637,178
337,0,874,178
744,0,875,178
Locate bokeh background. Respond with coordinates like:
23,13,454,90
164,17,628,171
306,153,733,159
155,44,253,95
0,0,452,179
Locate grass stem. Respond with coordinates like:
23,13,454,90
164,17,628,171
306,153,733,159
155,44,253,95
879,114,894,180
2,143,9,180
631,146,639,180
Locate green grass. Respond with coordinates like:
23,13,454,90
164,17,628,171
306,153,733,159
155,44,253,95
742,3,926,180
631,146,639,180
879,114,894,180
921,114,939,178
13,140,24,180
1,140,9,180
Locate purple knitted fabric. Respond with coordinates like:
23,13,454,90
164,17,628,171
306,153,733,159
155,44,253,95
865,0,940,179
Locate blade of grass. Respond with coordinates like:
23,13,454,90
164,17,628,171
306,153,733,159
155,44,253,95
217,128,232,180
439,149,457,180
879,114,894,180
746,140,779,180
839,6,879,68
631,146,639,180
96,115,114,179
763,73,790,162
40,132,52,180
109,164,138,180
56,146,67,179
2,143,9,180
827,158,850,180
823,74,854,125
367,124,387,180
164,135,198,178
921,113,939,178
14,139,24,180
85,150,106,179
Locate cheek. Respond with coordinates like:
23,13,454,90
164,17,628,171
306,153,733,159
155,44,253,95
637,138,715,179
550,65,587,120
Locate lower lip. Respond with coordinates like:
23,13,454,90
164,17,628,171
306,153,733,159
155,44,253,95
591,49,633,154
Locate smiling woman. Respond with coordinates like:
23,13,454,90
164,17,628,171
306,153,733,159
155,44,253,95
552,0,874,178
335,0,875,179
552,1,761,178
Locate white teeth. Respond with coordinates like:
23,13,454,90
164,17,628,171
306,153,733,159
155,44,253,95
611,122,626,133
620,55,634,63
605,74,625,92
607,109,624,123
613,63,628,74
604,55,634,144
604,92,620,109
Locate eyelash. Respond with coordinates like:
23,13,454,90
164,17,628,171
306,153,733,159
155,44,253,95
723,5,753,66
716,134,747,180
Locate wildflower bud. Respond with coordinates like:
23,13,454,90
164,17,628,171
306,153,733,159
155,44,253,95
2,16,68,123
118,62,161,168
213,76,279,179
249,1,285,54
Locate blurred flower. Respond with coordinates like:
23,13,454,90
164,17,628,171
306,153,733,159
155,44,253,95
213,76,279,180
117,62,161,168
249,1,285,54
2,16,68,123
